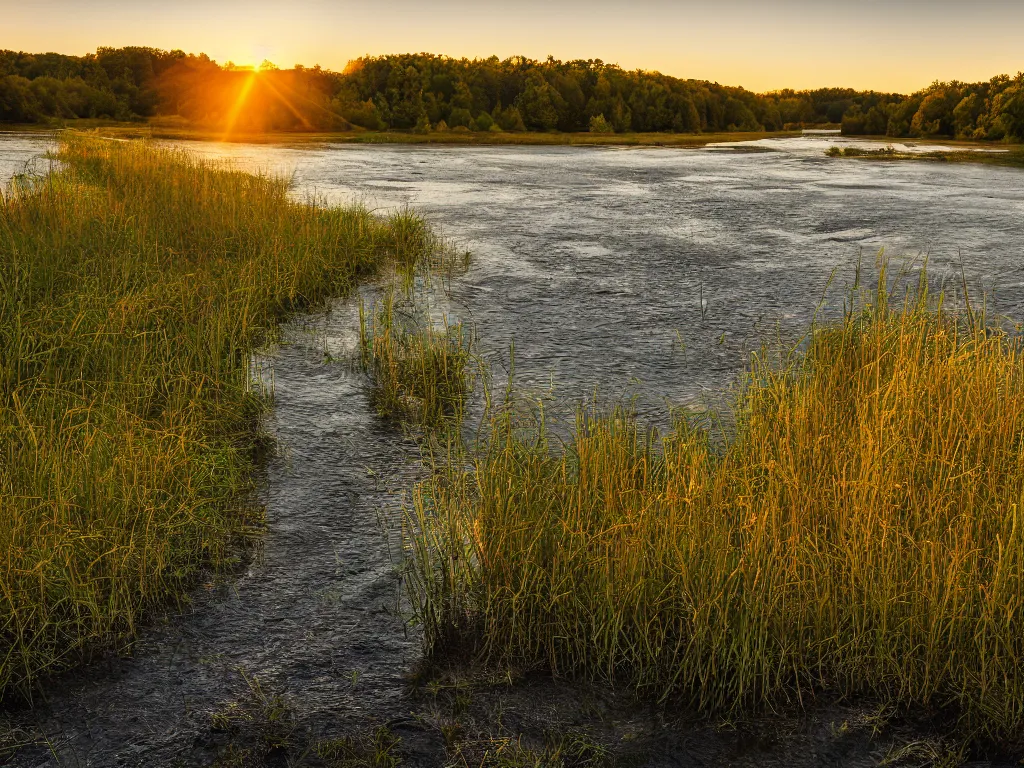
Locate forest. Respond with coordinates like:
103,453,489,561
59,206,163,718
838,76,1024,141
1,46,1022,140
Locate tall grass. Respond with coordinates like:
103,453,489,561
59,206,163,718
359,287,474,432
408,268,1024,742
0,134,432,697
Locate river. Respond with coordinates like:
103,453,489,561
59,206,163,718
2,131,1023,766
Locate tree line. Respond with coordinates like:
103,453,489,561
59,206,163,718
1,47,1021,141
0,48,180,123
839,76,1024,141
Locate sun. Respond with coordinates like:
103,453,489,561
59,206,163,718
223,60,257,72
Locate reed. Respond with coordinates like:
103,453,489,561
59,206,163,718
359,287,474,432
0,134,432,697
408,267,1024,742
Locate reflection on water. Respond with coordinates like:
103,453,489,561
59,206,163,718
0,131,55,184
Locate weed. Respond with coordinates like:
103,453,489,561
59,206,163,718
880,738,967,768
0,718,40,761
211,672,298,754
445,730,608,768
359,287,474,433
316,726,402,767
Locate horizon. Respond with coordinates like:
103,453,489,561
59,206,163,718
3,0,1023,94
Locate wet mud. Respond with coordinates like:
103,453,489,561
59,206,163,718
3,134,1024,766
408,665,1022,768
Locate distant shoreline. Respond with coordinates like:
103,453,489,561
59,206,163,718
4,122,1021,169
826,138,1024,169
1,121,801,147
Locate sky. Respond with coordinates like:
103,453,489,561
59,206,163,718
3,0,1022,93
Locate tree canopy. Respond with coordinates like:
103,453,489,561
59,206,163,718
1,47,1021,141
839,75,1024,141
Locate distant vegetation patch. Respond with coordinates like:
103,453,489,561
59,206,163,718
826,144,1024,168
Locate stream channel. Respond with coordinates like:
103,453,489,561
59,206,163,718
2,131,1024,767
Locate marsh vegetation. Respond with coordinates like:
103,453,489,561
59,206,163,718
0,134,438,697
359,287,475,432
826,143,1024,168
4,134,1024,766
408,266,1024,751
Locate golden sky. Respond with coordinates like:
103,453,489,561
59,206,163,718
3,0,1022,93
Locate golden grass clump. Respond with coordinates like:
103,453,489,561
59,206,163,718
359,288,474,431
408,271,1024,741
0,134,432,697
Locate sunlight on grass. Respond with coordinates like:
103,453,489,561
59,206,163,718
359,286,474,433
0,134,433,697
408,266,1024,741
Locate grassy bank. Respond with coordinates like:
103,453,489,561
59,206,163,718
0,134,432,698
409,269,1024,745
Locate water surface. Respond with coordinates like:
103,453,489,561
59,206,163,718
179,134,1024,421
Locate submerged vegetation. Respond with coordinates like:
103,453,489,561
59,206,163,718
408,268,1024,746
826,143,1024,168
0,134,435,698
